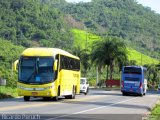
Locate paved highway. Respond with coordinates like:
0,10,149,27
0,89,159,120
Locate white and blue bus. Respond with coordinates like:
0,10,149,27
121,66,147,96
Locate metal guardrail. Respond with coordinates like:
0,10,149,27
0,78,6,86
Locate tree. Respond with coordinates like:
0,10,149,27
145,64,159,83
91,37,128,80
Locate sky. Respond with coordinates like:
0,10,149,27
137,0,160,14
65,0,160,14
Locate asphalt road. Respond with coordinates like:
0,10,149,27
0,89,159,120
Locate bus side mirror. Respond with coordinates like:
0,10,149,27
13,60,19,71
54,60,58,71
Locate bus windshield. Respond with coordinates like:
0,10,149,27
19,57,54,84
124,67,142,74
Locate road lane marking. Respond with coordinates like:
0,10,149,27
45,97,138,120
0,94,111,111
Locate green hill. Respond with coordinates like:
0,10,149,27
72,29,159,65
0,38,24,87
127,48,159,65
72,29,100,49
59,0,160,59
0,0,73,48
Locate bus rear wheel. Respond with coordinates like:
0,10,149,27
53,96,58,101
140,92,143,97
122,92,127,96
24,96,30,101
65,86,76,99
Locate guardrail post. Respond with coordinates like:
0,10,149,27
0,78,6,86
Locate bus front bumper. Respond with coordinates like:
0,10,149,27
121,88,143,94
18,88,57,97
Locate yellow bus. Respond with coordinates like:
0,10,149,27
14,48,80,101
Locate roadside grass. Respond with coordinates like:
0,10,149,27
149,101,160,120
0,86,18,99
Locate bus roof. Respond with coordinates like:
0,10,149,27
123,66,147,70
21,48,80,60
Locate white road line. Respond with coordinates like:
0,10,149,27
45,97,138,120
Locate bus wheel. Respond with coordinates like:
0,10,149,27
43,97,51,101
24,96,30,101
72,86,76,99
53,96,58,101
140,93,143,97
53,87,60,101
65,86,76,99
122,92,126,96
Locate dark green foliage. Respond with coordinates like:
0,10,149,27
145,64,160,83
0,0,73,49
0,38,24,87
91,37,128,79
60,0,160,59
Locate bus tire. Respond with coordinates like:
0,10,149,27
122,92,126,96
43,97,51,101
24,96,30,101
53,96,58,101
65,86,76,99
73,86,76,99
140,93,143,97
53,86,60,101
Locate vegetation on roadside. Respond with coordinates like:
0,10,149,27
150,102,160,120
0,86,18,99
0,0,73,48
0,39,24,88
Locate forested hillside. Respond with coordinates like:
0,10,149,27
0,0,73,49
59,0,160,59
1,0,159,58
0,0,160,87
0,38,24,87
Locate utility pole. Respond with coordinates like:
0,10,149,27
96,66,99,88
141,53,142,66
85,31,88,50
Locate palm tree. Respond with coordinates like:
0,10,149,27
91,37,128,80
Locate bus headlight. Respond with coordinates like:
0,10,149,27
17,86,33,91
17,85,53,91
44,86,53,90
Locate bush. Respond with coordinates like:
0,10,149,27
88,78,96,87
